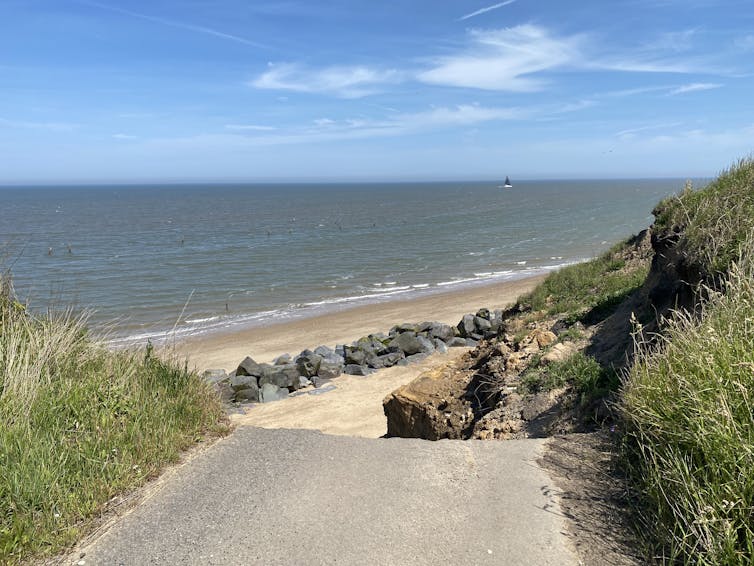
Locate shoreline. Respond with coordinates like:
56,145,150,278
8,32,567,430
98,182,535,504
112,267,565,347
174,273,546,372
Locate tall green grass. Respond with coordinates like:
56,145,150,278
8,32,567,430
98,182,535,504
621,258,754,564
653,157,754,274
0,279,227,563
518,235,649,322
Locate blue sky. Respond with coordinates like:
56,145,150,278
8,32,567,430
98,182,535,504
2,0,753,183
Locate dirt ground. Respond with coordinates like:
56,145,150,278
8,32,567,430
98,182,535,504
541,432,644,566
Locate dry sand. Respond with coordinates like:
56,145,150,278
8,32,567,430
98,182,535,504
174,274,545,438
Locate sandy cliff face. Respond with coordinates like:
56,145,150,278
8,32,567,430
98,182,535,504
384,222,716,441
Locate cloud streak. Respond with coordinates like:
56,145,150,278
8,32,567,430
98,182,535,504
252,63,402,98
615,122,683,138
250,25,720,97
225,124,277,131
668,82,722,95
0,117,79,131
459,1,516,21
79,0,267,49
418,25,584,91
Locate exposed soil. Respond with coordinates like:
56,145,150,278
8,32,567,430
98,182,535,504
541,432,644,566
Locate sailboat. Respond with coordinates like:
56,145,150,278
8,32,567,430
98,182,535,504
503,176,512,188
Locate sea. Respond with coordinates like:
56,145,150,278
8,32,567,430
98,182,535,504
0,179,685,345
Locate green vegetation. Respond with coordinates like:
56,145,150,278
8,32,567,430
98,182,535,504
621,260,754,564
520,352,618,403
513,158,754,563
618,158,754,564
653,157,754,274
518,236,649,323
0,276,227,564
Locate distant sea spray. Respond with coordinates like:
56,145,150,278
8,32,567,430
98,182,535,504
0,180,682,344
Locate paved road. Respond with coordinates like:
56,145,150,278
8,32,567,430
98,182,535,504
75,428,578,565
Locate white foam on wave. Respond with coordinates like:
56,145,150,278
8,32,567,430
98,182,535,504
303,287,412,307
437,276,487,287
184,316,219,324
110,258,584,348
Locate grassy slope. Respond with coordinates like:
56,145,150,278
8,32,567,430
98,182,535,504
0,283,228,564
621,260,754,564
620,158,754,564
513,157,754,563
519,234,650,324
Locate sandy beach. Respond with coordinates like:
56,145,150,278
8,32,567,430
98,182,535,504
171,275,545,437
177,274,545,371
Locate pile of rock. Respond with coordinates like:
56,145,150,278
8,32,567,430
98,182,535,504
204,308,510,404
383,321,586,440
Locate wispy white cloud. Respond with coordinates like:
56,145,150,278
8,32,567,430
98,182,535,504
599,85,674,98
0,117,78,131
418,25,584,91
250,24,718,97
112,133,137,139
668,82,722,95
224,124,277,131
251,63,402,98
459,1,516,21
79,0,267,49
615,122,684,138
212,101,593,147
641,29,698,53
735,34,754,51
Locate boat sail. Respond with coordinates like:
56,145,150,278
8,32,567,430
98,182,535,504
503,176,512,188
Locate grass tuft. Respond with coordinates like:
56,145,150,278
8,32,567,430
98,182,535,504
653,157,754,274
620,256,754,564
520,352,617,402
518,235,649,323
0,274,227,564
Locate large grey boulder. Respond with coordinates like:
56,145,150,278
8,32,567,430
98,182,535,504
428,323,456,342
259,382,288,403
236,356,263,377
389,332,424,355
476,308,491,320
355,336,389,356
235,385,259,402
474,316,492,332
490,309,505,330
344,346,367,366
258,364,298,390
392,323,418,334
416,335,436,354
432,339,449,354
296,353,323,378
447,337,468,348
417,321,434,333
344,364,373,376
376,351,405,368
229,374,258,392
457,314,476,338
313,345,334,357
317,353,344,379
272,353,292,365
